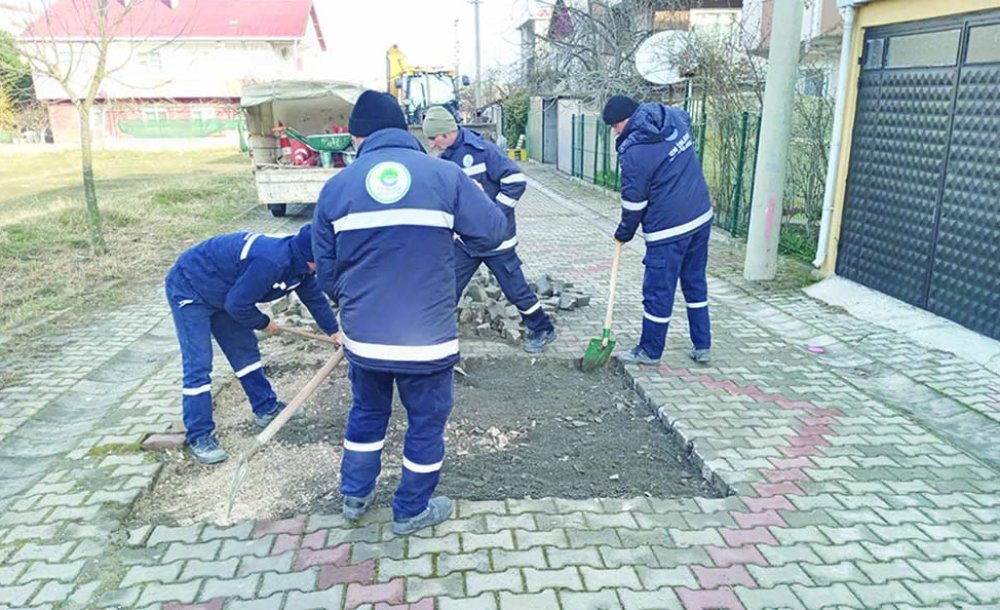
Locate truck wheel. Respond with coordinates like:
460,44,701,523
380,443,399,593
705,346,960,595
268,204,287,217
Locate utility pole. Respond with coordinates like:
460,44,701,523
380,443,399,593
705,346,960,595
472,0,482,112
743,0,804,281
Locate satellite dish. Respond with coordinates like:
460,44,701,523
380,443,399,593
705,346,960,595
634,30,693,85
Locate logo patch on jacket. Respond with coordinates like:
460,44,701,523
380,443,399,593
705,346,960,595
462,154,474,168
366,162,412,204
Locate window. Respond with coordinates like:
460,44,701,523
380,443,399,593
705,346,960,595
89,106,104,130
885,29,960,68
863,38,885,70
190,107,217,122
142,107,167,123
967,23,1000,64
138,50,162,71
799,69,829,98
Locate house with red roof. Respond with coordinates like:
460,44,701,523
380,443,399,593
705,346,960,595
19,0,327,146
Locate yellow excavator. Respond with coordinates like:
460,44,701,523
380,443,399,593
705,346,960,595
386,44,469,126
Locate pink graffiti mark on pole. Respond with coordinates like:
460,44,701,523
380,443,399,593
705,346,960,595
764,197,777,243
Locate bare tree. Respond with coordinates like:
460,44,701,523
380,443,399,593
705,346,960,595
8,0,187,254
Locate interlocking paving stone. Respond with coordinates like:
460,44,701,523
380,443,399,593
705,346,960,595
558,589,624,610
497,589,560,610
465,568,523,596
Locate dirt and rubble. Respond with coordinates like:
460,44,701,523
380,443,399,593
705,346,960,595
458,268,591,343
130,290,717,526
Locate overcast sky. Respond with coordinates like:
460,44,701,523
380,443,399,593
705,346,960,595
314,0,530,88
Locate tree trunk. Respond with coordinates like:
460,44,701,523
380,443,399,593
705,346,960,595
77,104,107,255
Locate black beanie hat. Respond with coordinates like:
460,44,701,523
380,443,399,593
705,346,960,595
292,223,313,262
602,94,639,125
349,90,408,137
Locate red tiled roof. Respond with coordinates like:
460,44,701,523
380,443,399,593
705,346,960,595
22,0,317,41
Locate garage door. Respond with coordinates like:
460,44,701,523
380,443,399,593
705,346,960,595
837,10,1000,339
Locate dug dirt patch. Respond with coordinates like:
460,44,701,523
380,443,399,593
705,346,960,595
130,338,719,526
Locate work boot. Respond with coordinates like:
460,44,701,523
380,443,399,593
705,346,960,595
255,401,304,428
617,346,660,366
688,347,712,364
523,328,557,353
391,496,453,536
187,435,226,465
342,491,376,521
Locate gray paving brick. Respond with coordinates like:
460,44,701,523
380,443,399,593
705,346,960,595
790,583,863,608
616,528,672,548
0,564,26,586
566,529,621,549
635,566,697,589
459,500,508,517
417,592,490,610
17,560,86,583
29,581,74,604
259,568,317,595
598,545,659,569
959,579,1000,603
857,541,925,563
93,585,142,608
535,513,587,531
515,529,568,550
220,536,274,559
585,512,638,529
747,564,814,587
559,589,624,610
772,526,830,545
734,584,806,610
580,566,641,591
439,549,491,576
179,558,239,581
904,579,977,606
377,555,434,581
651,545,712,568
226,593,284,610
490,547,545,571
485,514,537,532
855,558,922,584
463,531,515,552
0,582,42,608
498,589,560,610
545,546,602,569
667,528,725,547
283,587,346,610
405,572,465,602
523,566,583,592
407,532,461,558
351,537,406,563
136,580,201,606
909,558,976,580
801,562,871,586
616,587,683,609
760,544,824,566
466,568,524,596
847,581,920,607
11,542,75,563
200,522,254,542
120,562,183,588
161,540,221,563
810,543,875,564
238,551,294,576
199,574,261,601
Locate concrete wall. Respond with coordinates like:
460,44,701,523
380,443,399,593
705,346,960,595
556,98,583,175
527,96,543,161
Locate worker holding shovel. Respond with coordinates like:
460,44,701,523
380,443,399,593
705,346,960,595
165,224,341,465
422,106,557,354
601,95,713,366
312,91,507,535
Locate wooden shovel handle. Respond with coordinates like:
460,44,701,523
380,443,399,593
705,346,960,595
602,241,623,345
254,349,344,446
277,325,339,345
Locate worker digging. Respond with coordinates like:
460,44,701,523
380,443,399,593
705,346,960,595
423,105,558,354
601,94,714,367
164,225,341,465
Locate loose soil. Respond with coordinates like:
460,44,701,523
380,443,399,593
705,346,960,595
130,336,719,526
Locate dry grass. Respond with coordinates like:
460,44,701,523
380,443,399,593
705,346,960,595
0,148,255,334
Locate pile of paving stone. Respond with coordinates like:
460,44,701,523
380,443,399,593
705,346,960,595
458,270,591,342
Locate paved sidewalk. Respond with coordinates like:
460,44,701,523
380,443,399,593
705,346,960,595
0,165,997,610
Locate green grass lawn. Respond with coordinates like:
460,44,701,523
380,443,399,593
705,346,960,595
0,148,256,334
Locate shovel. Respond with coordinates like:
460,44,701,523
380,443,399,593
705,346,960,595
277,324,339,345
581,240,623,372
227,349,345,518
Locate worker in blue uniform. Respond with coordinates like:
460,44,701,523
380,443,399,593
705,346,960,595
422,106,557,354
602,95,713,366
313,91,507,535
165,224,340,464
